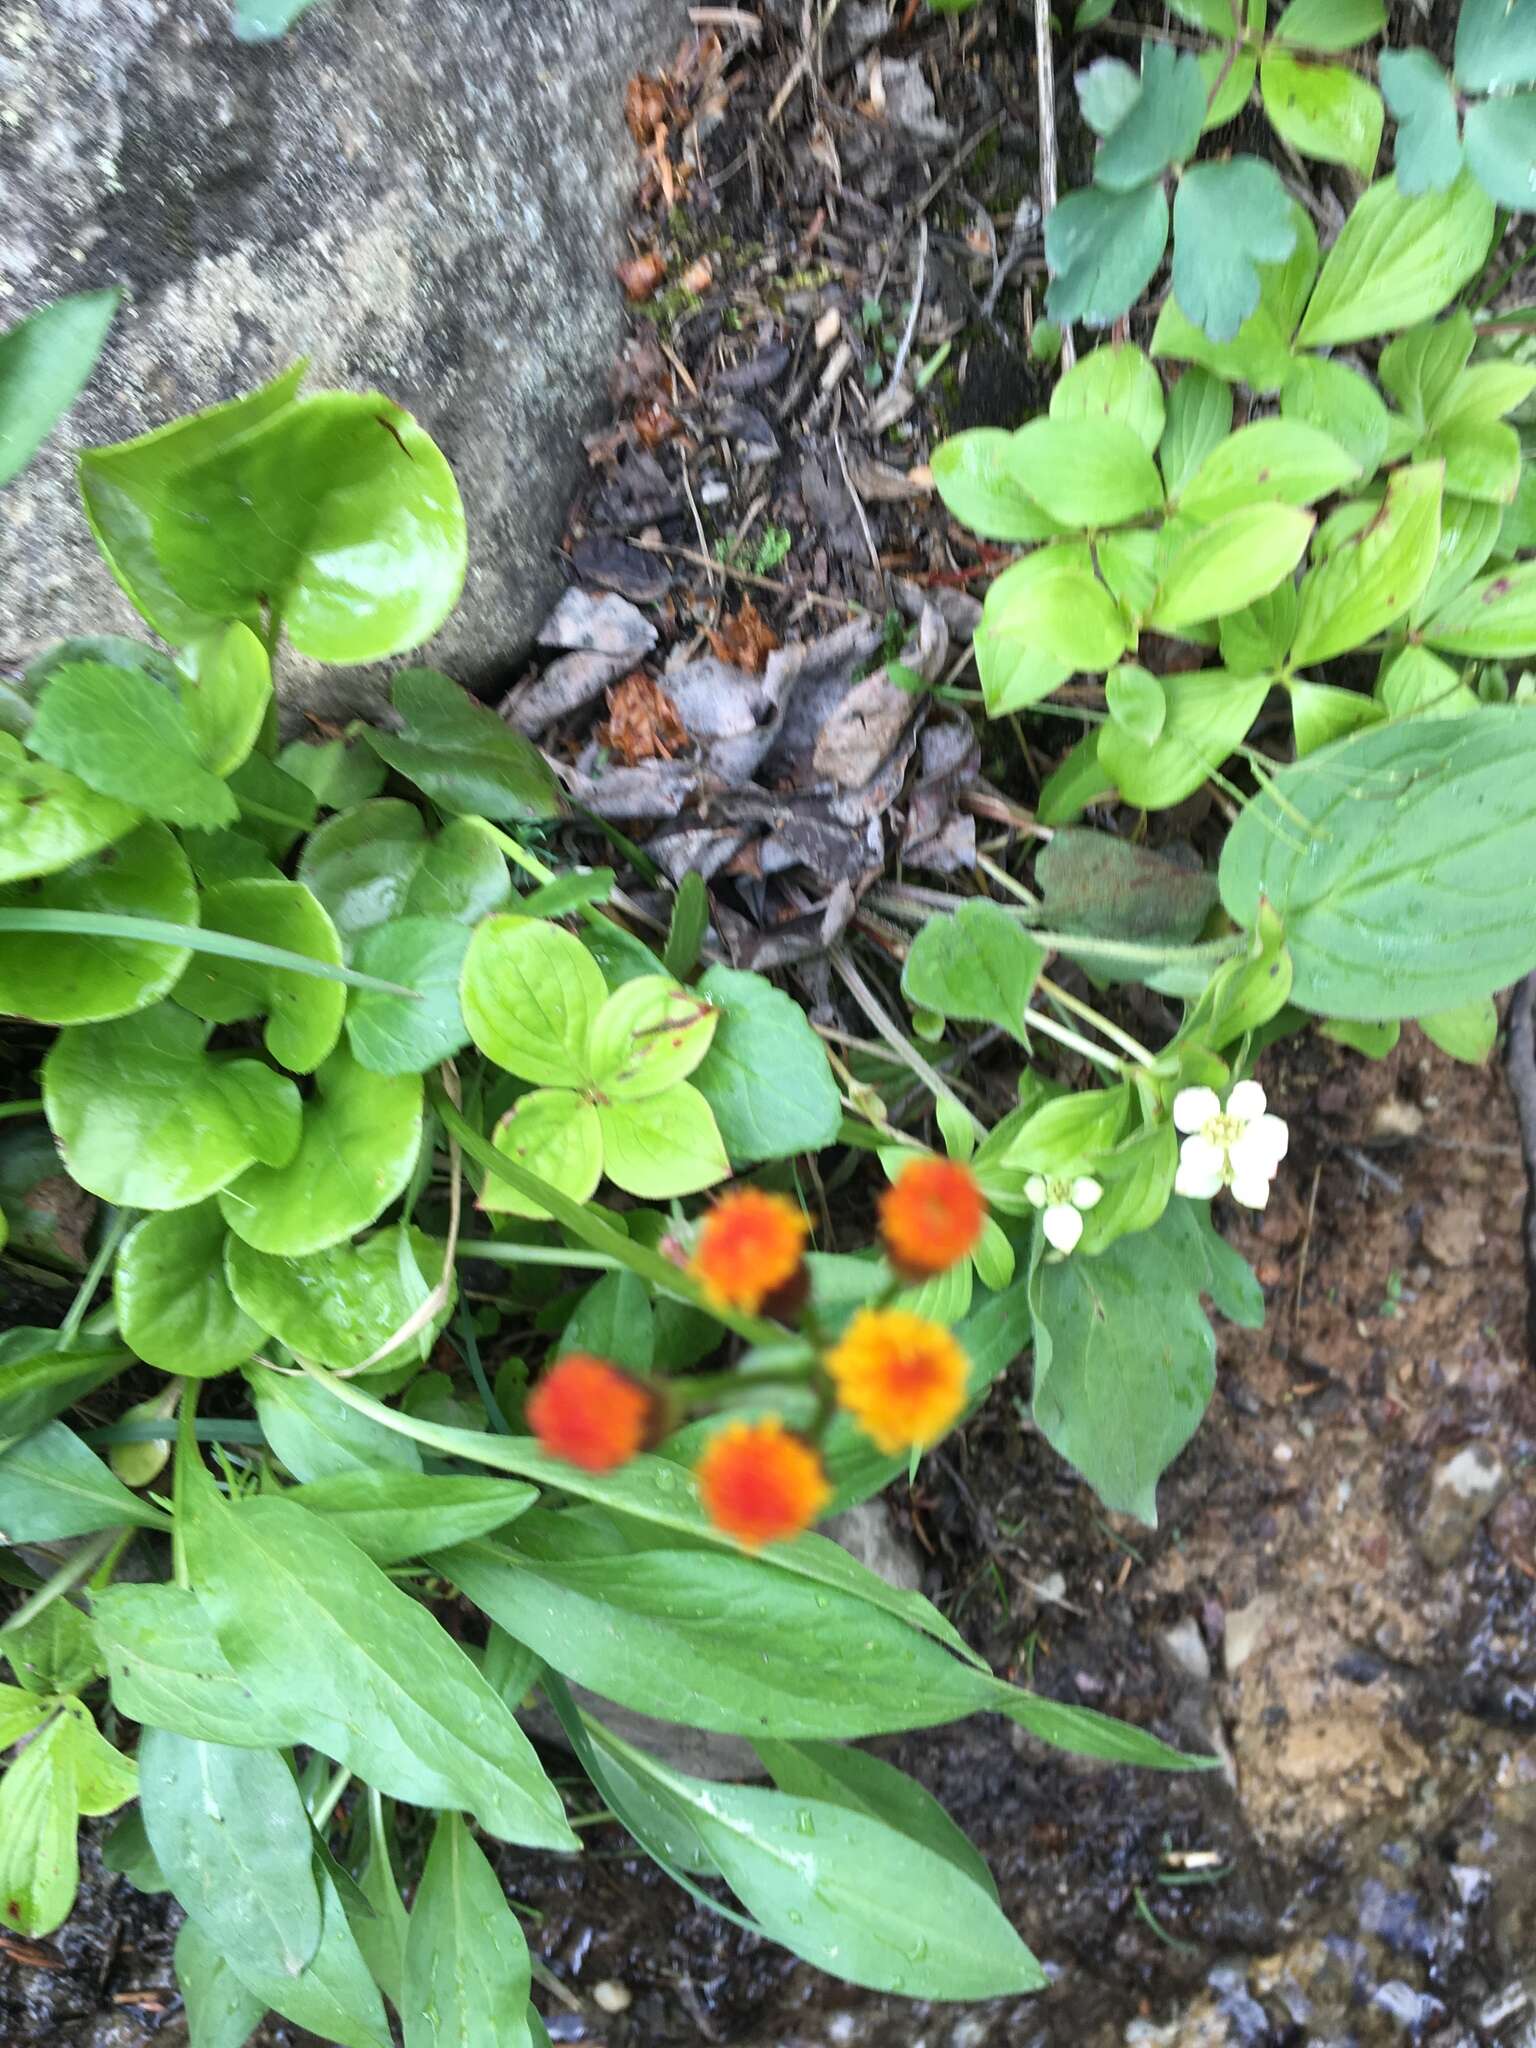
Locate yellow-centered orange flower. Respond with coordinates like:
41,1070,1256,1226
695,1417,831,1547
826,1308,968,1454
879,1156,985,1280
527,1353,652,1471
690,1187,809,1314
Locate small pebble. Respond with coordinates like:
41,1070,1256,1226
593,1981,632,2015
1272,1441,1294,1465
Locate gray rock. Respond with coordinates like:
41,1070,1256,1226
0,0,681,718
1416,1443,1509,1568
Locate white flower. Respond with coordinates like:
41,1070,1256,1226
1173,1080,1289,1210
1024,1172,1103,1254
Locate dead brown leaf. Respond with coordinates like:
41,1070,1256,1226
706,596,780,674
633,399,683,450
626,73,670,146
599,673,690,765
617,250,668,303
679,255,715,295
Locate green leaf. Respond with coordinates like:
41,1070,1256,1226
81,373,467,662
1147,503,1314,631
1297,171,1496,347
1099,671,1270,808
1290,460,1443,665
929,430,1066,542
181,1475,577,1846
363,669,561,822
1437,360,1536,428
1094,45,1207,191
1076,57,1141,137
94,1583,307,1748
461,916,606,1085
403,1812,533,2048
1219,708,1536,1016
1158,369,1234,495
220,1864,391,2048
0,822,195,1025
691,964,842,1165
976,542,1130,713
116,1203,263,1377
1419,994,1498,1063
27,660,236,830
226,1225,448,1373
139,1730,323,1979
44,1004,294,1208
1219,584,1298,672
288,1471,536,1564
0,1330,131,1440
1280,357,1390,475
560,1269,656,1372
1289,680,1384,755
483,1088,603,1220
0,1716,79,1937
232,0,320,37
174,879,346,1074
0,1685,51,1750
298,800,509,953
1171,157,1297,344
1050,342,1166,453
1273,0,1383,46
1200,44,1258,131
1001,417,1165,528
1429,415,1520,505
0,288,119,487
1463,92,1536,210
901,899,1045,1037
1035,829,1217,952
1037,730,1115,824
1177,419,1360,520
1377,644,1479,718
1379,51,1465,196
345,917,471,1074
246,1361,423,1481
1423,560,1536,655
0,1421,169,1542
1380,312,1476,425
173,1919,269,2048
597,1084,730,1198
5,1599,102,1697
277,737,387,811
1456,0,1536,91
1168,0,1235,31
217,1046,422,1255
1105,664,1166,745
178,625,272,779
1260,53,1382,177
1044,183,1170,330
664,870,709,979
1152,205,1317,390
587,975,720,1100
1031,1203,1216,1524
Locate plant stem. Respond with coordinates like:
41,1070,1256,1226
310,1767,354,1832
1036,974,1158,1069
0,1099,43,1122
1019,1007,1127,1076
0,1532,117,1636
445,1241,629,1273
829,948,986,1141
0,913,420,998
58,1207,133,1348
976,852,1040,910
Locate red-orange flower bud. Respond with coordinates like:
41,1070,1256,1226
878,1155,986,1280
695,1416,831,1547
826,1308,969,1454
527,1353,652,1471
690,1187,810,1315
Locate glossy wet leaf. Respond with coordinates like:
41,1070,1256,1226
0,1716,78,1937
1423,560,1536,656
929,430,1064,542
1044,182,1170,330
287,1471,536,1565
1148,503,1313,631
0,1421,169,1543
220,1865,391,2048
94,1584,307,1749
1456,0,1536,92
226,1225,449,1373
1093,44,1206,192
461,916,604,1085
181,1473,577,1846
173,1920,269,2048
0,733,139,886
178,625,272,779
175,879,345,1074
140,1730,322,1980
345,916,471,1073
43,1004,296,1209
0,822,195,1025
245,1362,424,1481
277,737,387,812
1220,708,1536,1016
1171,157,1297,344
1296,170,1496,346
1050,342,1165,454
81,373,466,662
217,1046,422,1255
901,900,1044,1038
1099,671,1271,809
1379,51,1464,195
596,1084,730,1198
0,288,118,487
403,1812,534,2048
298,800,428,948
1290,461,1443,665
116,1203,263,1377
483,1089,603,1220
691,963,842,1165
28,660,236,830
1176,419,1360,520
363,668,560,821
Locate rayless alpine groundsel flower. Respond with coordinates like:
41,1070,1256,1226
695,1417,831,1546
826,1308,968,1454
1173,1080,1289,1209
690,1186,809,1315
1023,1172,1102,1255
878,1154,987,1280
527,1353,653,1471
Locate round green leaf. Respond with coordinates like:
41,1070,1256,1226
482,1089,603,1220
1219,709,1536,1018
1093,45,1206,192
298,800,429,949
1419,995,1498,1064
217,1046,423,1255
1259,53,1383,180
177,625,272,779
345,917,471,1075
362,669,561,823
225,1225,451,1371
1002,418,1164,529
173,878,345,1074
1105,664,1167,746
43,1004,291,1209
1457,0,1536,92
28,660,238,831
1296,170,1496,348
276,737,388,811
1151,205,1318,390
595,1082,730,1199
691,963,843,1166
1099,670,1271,809
901,900,1045,1038
930,431,1065,543
1463,93,1536,211
0,822,195,1024
116,1203,264,1377
587,975,719,1100
1171,158,1298,345
1045,182,1170,331
0,733,139,885
1049,343,1166,455
461,916,606,1087
1280,358,1390,476
980,542,1130,676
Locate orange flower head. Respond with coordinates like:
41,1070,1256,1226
826,1308,969,1454
695,1417,831,1548
527,1353,651,1472
690,1187,810,1314
879,1155,986,1280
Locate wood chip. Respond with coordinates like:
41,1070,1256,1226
813,307,841,350
819,339,853,392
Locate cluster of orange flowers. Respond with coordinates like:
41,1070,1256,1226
526,1155,987,1548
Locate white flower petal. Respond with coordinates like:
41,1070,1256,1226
1250,1112,1290,1163
1173,1085,1221,1134
1175,1154,1225,1200
1229,1169,1274,1210
1024,1175,1047,1208
1226,1078,1268,1125
1044,1202,1084,1253
1178,1132,1225,1181
1229,1133,1282,1186
1070,1176,1103,1210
